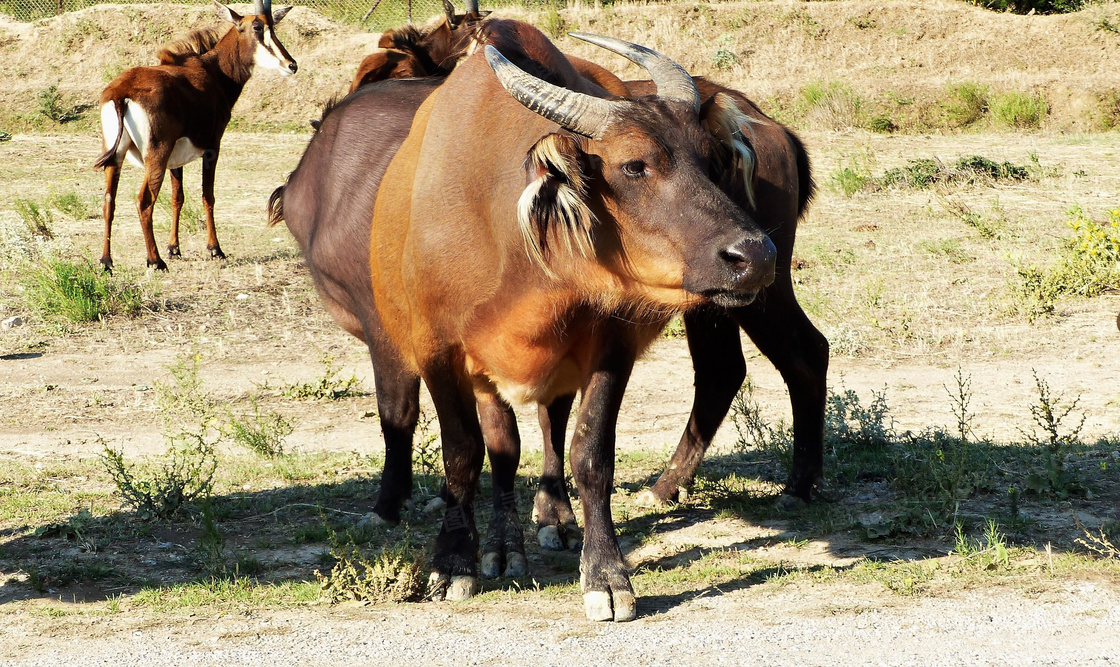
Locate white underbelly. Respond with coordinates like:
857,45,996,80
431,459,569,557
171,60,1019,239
167,137,205,169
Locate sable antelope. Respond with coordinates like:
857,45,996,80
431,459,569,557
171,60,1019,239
270,17,825,592
348,0,489,94
369,21,778,621
94,0,297,271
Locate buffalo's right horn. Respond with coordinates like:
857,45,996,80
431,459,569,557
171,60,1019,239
485,45,619,140
568,32,700,113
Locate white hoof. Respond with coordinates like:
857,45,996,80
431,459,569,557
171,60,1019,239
480,552,501,579
504,552,527,578
584,591,613,621
427,572,448,601
775,494,808,512
537,525,563,551
612,590,637,622
446,575,479,601
423,496,447,514
633,489,661,508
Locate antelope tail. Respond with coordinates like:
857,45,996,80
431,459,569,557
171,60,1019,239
266,185,285,227
93,99,125,170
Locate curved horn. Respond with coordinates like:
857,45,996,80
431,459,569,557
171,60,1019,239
442,0,455,22
464,0,478,14
253,0,264,14
568,32,700,113
484,45,618,140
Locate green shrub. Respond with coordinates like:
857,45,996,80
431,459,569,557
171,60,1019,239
799,80,864,130
941,82,990,128
100,431,218,521
867,115,897,133
50,191,94,220
831,166,870,197
879,155,1031,190
317,539,427,604
282,354,362,400
991,91,1048,129
23,258,148,323
225,397,294,459
14,199,54,240
36,85,90,124
711,34,740,70
965,0,1084,14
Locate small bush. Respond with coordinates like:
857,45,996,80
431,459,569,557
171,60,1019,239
540,6,565,39
1097,89,1120,131
831,167,870,197
225,397,294,459
156,351,216,425
965,0,1083,14
282,355,362,400
941,82,990,128
50,191,94,220
867,115,897,134
36,85,90,124
729,378,793,470
23,258,148,323
991,91,1048,129
880,158,945,189
101,430,218,521
711,34,740,70
799,80,864,130
14,199,54,240
880,155,1031,190
1022,371,1087,498
317,539,427,604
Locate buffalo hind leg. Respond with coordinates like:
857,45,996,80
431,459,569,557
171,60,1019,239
201,149,225,260
733,280,829,502
477,392,526,578
366,332,421,524
533,394,581,551
639,307,745,506
100,162,122,272
167,167,184,258
423,354,485,601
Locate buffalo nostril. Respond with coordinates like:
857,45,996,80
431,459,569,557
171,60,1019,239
719,246,748,266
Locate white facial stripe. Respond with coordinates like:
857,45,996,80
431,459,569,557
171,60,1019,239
254,27,293,75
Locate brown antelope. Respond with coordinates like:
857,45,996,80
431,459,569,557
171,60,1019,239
94,0,297,271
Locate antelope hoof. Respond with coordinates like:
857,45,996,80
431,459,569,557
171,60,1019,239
99,256,113,273
480,552,501,579
167,244,181,258
504,552,527,578
147,258,168,272
446,575,480,601
583,590,636,623
207,245,226,260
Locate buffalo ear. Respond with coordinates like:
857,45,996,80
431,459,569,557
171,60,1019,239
701,92,758,211
517,133,596,271
272,5,293,22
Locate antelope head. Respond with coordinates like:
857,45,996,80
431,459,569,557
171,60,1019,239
214,0,298,76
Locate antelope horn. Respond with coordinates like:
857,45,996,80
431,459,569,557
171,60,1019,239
442,0,455,22
568,32,700,113
464,0,478,14
485,45,618,140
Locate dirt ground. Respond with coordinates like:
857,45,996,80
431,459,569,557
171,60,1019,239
2,1,1120,662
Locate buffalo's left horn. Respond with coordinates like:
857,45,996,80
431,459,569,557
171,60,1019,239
568,32,700,114
485,45,619,140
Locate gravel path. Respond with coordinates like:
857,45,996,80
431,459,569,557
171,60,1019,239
3,582,1118,666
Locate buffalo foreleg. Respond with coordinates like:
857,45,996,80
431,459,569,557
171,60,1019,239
570,330,638,622
639,307,745,506
477,391,526,578
734,279,829,501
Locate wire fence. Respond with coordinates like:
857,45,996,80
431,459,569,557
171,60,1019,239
0,0,466,30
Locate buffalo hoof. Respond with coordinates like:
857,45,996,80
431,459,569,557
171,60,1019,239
480,552,501,579
774,493,808,512
426,573,479,602
634,485,686,508
536,523,581,551
207,245,225,260
423,496,447,515
352,512,387,539
167,244,181,258
504,552,527,578
583,590,637,623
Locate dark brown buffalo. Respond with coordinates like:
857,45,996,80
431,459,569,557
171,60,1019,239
368,20,777,621
348,0,487,93
96,0,296,271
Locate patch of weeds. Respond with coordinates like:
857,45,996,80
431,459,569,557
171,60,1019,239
540,5,566,38
317,536,426,604
14,198,54,240
880,158,945,189
965,0,1084,15
946,367,975,442
156,190,204,235
1021,371,1087,499
661,315,686,339
729,378,793,470
940,197,1007,241
36,85,91,124
24,560,117,592
101,429,218,521
155,351,216,425
941,82,990,128
831,165,870,197
1096,89,1120,131
711,34,739,70
1074,517,1119,560
1012,207,1120,318
413,408,442,494
848,15,877,29
22,258,149,323
953,519,1011,570
991,91,1048,129
799,80,864,130
880,155,1031,190
866,115,897,134
49,191,94,220
785,9,824,38
282,354,362,400
195,497,229,578
921,238,972,264
224,396,293,459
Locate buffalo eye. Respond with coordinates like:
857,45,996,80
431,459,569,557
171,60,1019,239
621,160,647,178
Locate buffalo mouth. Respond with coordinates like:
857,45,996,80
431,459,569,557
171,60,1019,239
702,288,759,309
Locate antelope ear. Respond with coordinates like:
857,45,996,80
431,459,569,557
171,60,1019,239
517,133,596,270
272,5,293,22
213,1,241,24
